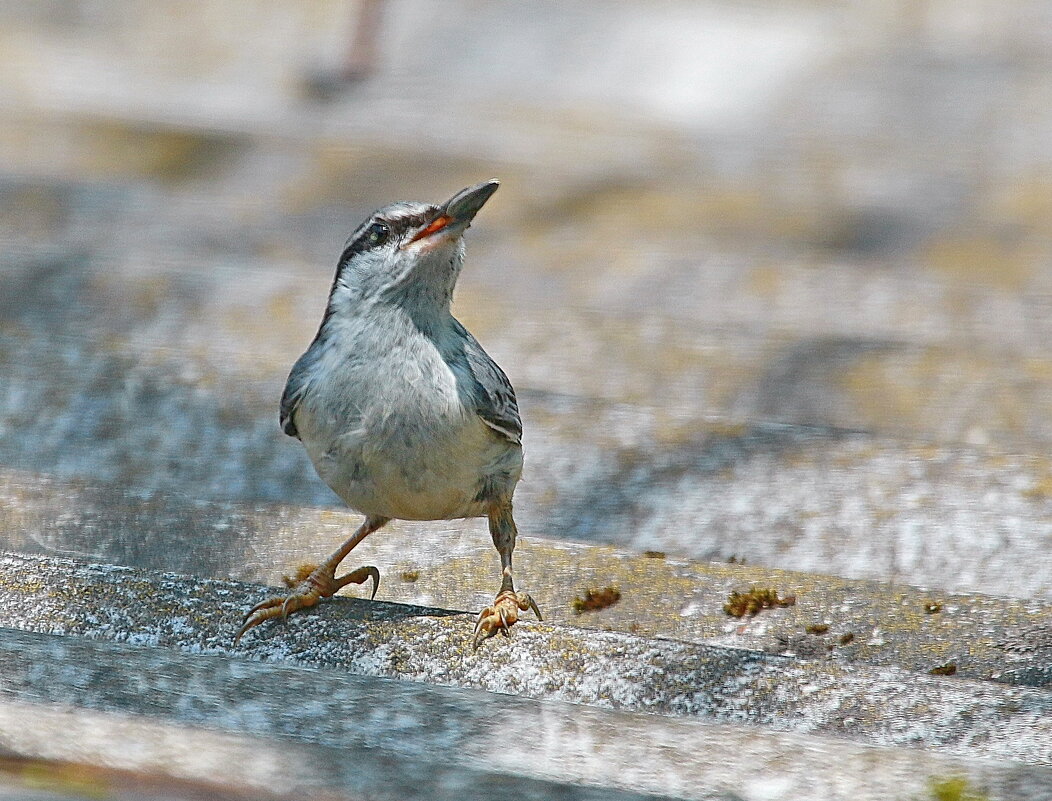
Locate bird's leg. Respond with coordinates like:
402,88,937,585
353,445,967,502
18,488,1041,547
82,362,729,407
235,515,390,643
473,501,541,649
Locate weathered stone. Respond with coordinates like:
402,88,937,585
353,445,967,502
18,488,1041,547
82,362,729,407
3,472,1050,688
0,551,1050,770
0,644,678,801
5,627,1052,801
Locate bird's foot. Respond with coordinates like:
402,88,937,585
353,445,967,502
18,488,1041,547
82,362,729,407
234,563,379,644
472,589,542,649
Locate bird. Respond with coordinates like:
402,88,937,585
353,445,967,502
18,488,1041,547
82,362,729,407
236,180,540,649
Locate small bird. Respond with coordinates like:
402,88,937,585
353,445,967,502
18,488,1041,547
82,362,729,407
236,180,540,648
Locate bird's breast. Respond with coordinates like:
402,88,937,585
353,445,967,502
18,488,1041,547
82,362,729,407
292,332,520,520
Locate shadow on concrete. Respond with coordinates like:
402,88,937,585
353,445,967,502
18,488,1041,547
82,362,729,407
746,336,901,424
322,595,465,623
548,419,857,550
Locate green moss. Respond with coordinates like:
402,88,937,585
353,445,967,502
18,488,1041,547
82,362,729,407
15,757,110,800
927,776,990,801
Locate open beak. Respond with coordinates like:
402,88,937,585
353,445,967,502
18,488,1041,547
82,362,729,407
409,180,499,244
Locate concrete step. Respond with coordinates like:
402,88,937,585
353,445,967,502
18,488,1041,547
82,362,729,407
0,635,674,801
2,550,1051,760
4,627,1051,801
3,474,1051,688
292,535,1052,691
0,552,1051,801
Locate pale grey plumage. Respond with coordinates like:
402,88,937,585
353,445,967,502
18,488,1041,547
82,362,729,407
238,180,539,648
281,304,520,447
279,182,521,521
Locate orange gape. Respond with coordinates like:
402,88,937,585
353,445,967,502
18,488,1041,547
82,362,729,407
410,214,453,242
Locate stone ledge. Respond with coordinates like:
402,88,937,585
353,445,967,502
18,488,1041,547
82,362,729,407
3,469,1050,688
2,627,1051,801
0,551,1050,770
370,533,1052,690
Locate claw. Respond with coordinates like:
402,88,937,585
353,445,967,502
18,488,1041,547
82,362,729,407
234,622,252,645
242,597,273,624
281,595,296,620
234,601,283,644
524,594,542,621
338,565,380,600
472,589,543,649
234,563,381,645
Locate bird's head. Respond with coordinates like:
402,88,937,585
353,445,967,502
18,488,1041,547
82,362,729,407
327,180,499,320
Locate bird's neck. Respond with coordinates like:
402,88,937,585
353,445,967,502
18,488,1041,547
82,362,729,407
384,268,456,339
400,294,454,340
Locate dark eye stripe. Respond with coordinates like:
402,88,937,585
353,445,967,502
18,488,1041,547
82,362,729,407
387,210,436,239
340,218,390,263
338,205,438,265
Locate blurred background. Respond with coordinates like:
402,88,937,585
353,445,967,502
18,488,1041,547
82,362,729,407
1,0,1052,601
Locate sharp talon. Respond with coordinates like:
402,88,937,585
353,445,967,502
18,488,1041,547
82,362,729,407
522,593,542,620
242,598,269,623
334,565,381,599
235,604,278,645
366,566,380,599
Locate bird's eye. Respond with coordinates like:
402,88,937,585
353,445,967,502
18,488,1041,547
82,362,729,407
366,221,390,247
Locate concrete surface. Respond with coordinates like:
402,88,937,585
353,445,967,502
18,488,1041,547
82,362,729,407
1,551,1050,770
1,626,1051,801
3,472,1052,688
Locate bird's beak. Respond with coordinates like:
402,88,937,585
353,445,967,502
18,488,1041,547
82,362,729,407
408,180,499,244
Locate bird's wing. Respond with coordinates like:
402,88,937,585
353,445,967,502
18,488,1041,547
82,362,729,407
279,347,321,439
452,319,522,445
